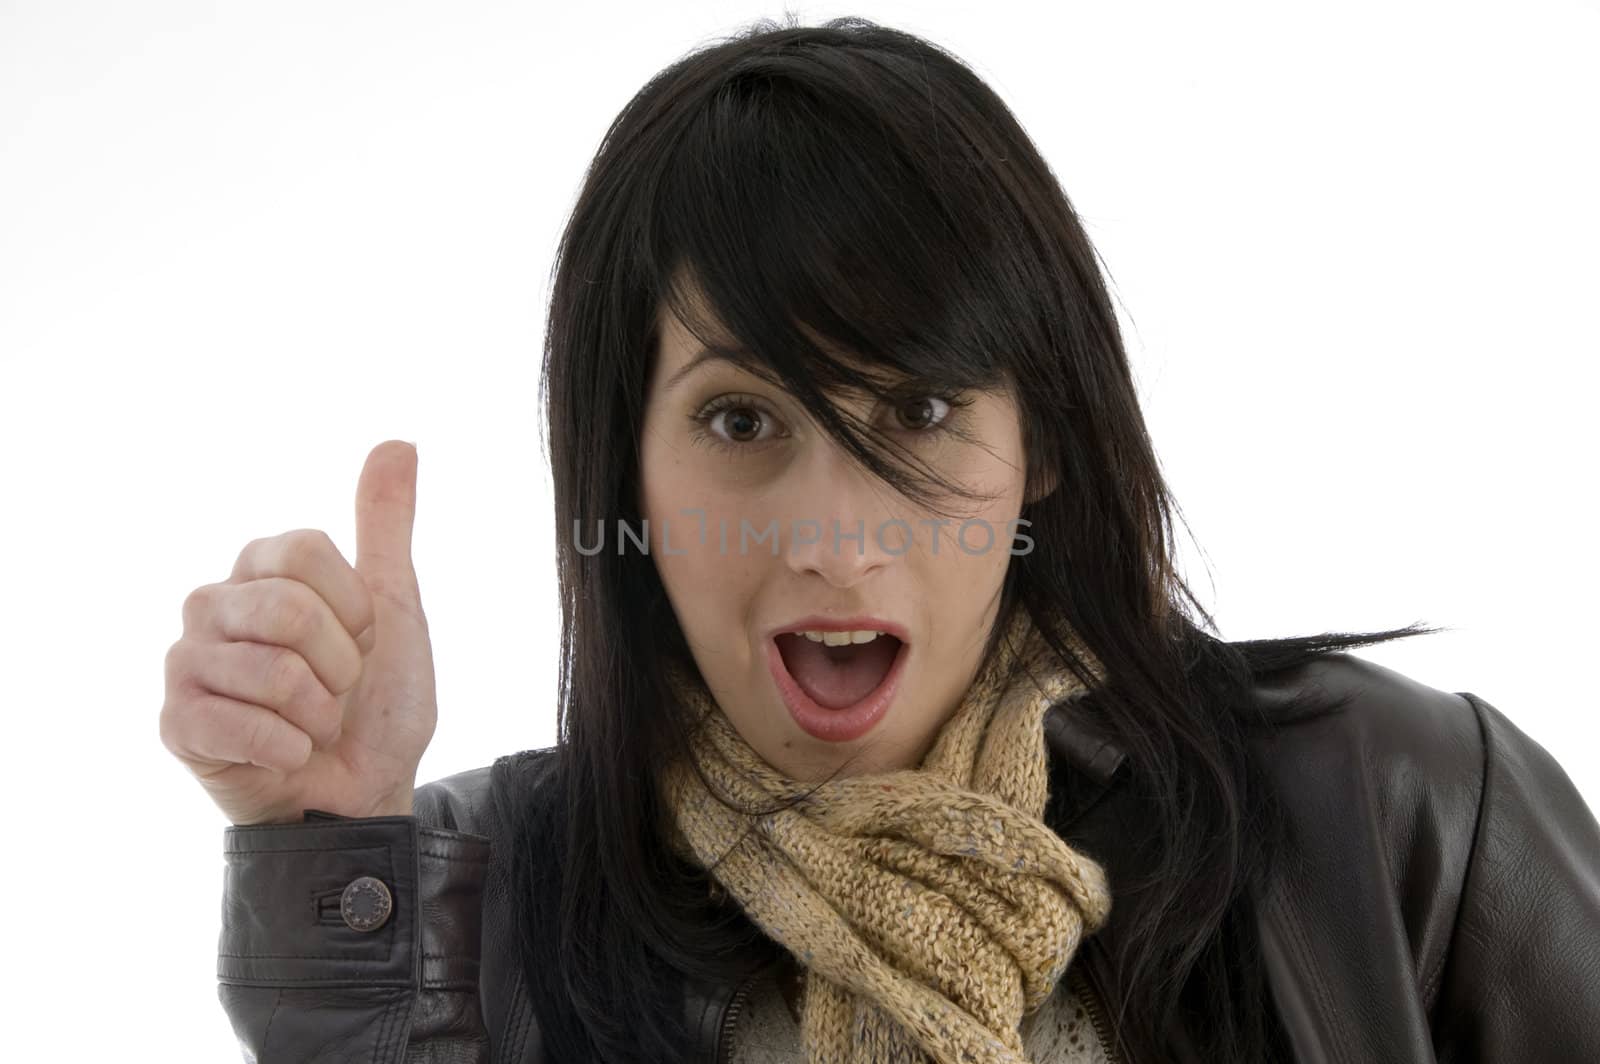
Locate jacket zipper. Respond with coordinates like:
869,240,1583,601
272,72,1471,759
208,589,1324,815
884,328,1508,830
1069,958,1126,1064
714,967,762,1064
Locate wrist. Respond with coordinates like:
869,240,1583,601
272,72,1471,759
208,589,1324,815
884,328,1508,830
366,784,415,818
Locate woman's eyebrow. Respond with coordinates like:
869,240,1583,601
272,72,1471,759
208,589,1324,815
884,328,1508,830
661,341,911,397
663,343,774,392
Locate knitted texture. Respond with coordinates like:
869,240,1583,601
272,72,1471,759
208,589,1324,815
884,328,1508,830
659,607,1115,1064
726,961,1113,1063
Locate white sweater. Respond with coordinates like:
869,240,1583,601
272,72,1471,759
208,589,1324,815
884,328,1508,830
728,962,1114,1063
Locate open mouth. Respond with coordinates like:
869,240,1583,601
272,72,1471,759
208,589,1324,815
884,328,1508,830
768,629,909,743
773,632,903,708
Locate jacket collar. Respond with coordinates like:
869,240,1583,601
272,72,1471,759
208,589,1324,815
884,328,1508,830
1044,695,1127,785
1044,694,1129,831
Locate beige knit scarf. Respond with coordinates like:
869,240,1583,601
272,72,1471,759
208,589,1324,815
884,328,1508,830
659,607,1114,1064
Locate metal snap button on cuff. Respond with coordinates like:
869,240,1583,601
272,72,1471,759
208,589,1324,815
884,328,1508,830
340,875,393,932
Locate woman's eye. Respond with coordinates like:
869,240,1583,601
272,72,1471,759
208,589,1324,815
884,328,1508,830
893,395,952,432
689,390,965,456
711,405,773,444
689,395,786,453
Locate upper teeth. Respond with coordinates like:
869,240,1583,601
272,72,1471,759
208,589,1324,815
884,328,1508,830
798,629,885,646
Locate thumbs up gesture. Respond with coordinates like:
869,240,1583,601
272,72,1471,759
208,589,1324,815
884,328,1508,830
160,441,439,826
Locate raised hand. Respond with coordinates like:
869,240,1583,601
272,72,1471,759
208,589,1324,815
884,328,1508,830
159,440,438,826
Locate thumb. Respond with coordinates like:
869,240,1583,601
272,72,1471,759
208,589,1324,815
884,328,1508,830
354,439,419,594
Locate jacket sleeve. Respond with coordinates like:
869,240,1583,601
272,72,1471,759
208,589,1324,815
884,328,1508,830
1432,692,1600,1061
216,789,493,1064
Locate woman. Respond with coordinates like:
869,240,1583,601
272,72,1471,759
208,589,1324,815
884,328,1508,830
163,16,1600,1064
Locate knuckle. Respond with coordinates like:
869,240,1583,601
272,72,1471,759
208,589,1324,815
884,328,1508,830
279,528,334,573
181,584,217,631
163,639,191,684
156,699,184,756
240,708,276,761
158,693,202,757
256,583,318,644
232,536,267,575
262,645,311,701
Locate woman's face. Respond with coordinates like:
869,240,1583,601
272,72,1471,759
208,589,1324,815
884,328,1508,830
638,300,1036,781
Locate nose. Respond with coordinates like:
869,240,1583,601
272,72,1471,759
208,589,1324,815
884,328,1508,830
782,443,907,588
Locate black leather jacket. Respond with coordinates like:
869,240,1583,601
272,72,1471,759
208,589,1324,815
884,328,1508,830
215,653,1600,1063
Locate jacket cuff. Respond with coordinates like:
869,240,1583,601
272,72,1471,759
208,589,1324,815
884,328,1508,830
217,810,491,990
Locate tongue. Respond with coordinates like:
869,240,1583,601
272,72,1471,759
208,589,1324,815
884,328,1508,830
777,634,900,709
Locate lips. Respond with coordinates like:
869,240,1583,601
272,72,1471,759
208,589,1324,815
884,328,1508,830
767,631,909,743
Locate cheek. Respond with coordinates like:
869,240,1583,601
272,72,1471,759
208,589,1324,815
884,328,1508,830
641,469,767,634
639,431,698,549
922,518,1014,597
658,535,767,617
913,466,1023,592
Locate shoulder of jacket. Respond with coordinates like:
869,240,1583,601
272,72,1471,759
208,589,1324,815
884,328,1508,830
1248,651,1483,773
1245,651,1487,856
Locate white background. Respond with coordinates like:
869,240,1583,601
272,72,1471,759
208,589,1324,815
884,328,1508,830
2,1,1596,1059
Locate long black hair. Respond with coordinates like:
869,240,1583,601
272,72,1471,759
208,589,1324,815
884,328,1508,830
503,14,1440,1062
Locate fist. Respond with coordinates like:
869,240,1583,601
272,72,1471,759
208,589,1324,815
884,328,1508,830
159,440,438,826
